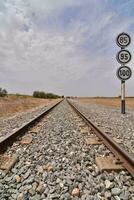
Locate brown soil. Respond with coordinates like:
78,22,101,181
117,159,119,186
0,95,59,117
78,97,134,108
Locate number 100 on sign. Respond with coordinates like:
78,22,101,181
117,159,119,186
117,66,132,81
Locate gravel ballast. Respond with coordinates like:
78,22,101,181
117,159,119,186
0,100,134,200
70,100,134,156
0,101,58,140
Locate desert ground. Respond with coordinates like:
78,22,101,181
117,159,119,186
76,97,134,108
0,95,58,117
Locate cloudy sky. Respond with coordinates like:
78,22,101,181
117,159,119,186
0,0,134,96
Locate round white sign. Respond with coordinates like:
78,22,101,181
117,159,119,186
117,66,132,81
116,33,131,48
116,49,131,64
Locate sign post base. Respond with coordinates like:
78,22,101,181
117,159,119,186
121,99,125,114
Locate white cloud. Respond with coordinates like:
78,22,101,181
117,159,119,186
0,0,134,95
28,0,80,12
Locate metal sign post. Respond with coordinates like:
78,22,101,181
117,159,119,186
116,65,132,114
116,33,132,114
121,80,125,114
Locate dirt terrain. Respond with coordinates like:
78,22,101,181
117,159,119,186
0,95,58,117
77,97,134,108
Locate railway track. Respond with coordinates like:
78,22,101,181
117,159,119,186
0,99,62,153
67,99,134,177
0,99,133,199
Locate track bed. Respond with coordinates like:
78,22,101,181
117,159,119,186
0,100,133,200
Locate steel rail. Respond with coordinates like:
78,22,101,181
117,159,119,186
0,99,63,153
67,99,134,177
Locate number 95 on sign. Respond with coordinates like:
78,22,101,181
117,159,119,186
116,49,131,64
117,66,132,81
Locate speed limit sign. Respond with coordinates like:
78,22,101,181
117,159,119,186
116,33,131,48
116,49,131,64
117,66,132,81
116,33,132,114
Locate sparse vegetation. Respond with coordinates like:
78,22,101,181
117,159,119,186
33,91,45,98
0,94,58,117
78,97,134,108
15,93,29,97
33,91,60,99
46,93,60,99
0,87,8,97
